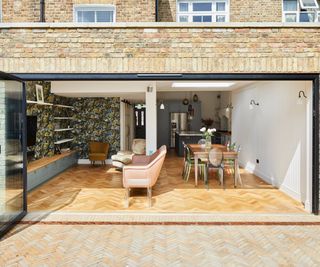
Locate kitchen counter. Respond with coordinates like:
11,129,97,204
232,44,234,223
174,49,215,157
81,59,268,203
176,131,203,136
175,131,232,157
176,130,231,136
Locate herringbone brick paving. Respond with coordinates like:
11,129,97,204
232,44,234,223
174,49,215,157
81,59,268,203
1,223,320,266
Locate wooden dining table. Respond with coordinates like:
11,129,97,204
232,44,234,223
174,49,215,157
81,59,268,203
188,144,240,187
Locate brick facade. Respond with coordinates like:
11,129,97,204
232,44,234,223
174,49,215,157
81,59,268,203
158,0,282,22
159,0,176,22
0,25,319,73
2,0,155,23
0,0,301,23
230,0,282,22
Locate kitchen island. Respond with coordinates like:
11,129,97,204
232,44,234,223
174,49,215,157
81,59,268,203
175,131,231,157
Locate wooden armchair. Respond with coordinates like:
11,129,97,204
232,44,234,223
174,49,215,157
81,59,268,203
89,141,109,165
122,145,167,207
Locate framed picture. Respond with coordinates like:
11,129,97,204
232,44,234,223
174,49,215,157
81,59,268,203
36,84,44,103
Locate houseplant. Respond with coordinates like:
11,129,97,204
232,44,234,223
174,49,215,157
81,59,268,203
200,127,216,149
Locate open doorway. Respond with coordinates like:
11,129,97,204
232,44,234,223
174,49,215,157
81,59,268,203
21,77,316,214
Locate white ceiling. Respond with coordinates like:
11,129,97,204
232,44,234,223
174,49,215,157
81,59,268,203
51,80,256,99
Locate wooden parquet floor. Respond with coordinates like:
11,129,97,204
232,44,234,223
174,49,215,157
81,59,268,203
27,153,306,213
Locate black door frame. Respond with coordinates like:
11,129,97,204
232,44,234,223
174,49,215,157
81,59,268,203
0,71,27,238
12,72,320,214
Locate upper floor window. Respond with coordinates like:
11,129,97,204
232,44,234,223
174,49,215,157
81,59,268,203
177,0,229,22
283,0,319,22
74,5,116,23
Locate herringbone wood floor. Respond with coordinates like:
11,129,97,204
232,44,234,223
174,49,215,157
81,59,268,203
27,153,305,213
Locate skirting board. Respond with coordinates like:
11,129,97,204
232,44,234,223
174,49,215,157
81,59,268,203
239,161,302,202
78,159,112,165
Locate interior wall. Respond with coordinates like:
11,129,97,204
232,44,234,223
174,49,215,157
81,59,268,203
73,98,120,159
26,81,72,159
121,101,134,151
27,81,121,160
157,91,231,130
232,81,312,203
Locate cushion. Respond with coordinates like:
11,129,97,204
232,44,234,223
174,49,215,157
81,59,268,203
111,154,133,165
117,151,134,156
132,139,146,155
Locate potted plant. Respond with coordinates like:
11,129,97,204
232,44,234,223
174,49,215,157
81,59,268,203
200,127,216,149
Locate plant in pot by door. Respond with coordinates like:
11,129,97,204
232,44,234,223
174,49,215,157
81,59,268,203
200,127,216,149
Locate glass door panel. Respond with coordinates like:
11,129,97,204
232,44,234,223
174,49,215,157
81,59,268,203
0,74,26,237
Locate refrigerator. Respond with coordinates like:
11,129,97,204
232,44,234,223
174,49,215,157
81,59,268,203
170,112,188,148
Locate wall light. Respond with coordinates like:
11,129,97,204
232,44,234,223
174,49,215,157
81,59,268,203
297,90,307,105
249,100,259,110
147,86,153,93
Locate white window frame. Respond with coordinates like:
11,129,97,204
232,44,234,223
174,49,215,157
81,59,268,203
282,0,319,22
299,0,319,9
73,4,116,23
176,0,230,23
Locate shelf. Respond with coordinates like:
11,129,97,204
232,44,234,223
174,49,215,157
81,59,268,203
54,138,74,145
27,100,53,106
54,117,74,120
54,128,73,132
54,104,74,109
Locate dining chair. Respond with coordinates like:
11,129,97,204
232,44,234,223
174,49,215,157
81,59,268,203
205,148,225,189
224,144,243,187
182,142,206,182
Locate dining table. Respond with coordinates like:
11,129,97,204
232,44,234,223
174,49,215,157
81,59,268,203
188,144,240,187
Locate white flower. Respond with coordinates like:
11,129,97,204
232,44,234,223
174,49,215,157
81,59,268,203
200,127,206,132
208,128,216,133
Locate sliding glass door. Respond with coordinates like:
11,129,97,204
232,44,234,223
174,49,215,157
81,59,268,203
0,72,26,237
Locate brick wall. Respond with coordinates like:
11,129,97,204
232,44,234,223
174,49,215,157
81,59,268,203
2,0,40,22
230,0,282,22
158,0,176,22
0,82,5,213
158,0,282,22
0,25,319,73
2,0,155,22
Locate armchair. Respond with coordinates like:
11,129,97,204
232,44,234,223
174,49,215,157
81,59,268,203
123,145,167,207
88,141,109,166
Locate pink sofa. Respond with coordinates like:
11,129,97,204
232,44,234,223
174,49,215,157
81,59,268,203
122,145,167,207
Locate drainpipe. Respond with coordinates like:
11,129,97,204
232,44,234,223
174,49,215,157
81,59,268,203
155,0,159,22
40,0,45,22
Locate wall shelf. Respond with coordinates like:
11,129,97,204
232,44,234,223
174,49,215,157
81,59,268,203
54,104,74,109
54,117,74,120
54,128,73,132
27,100,53,106
54,138,74,145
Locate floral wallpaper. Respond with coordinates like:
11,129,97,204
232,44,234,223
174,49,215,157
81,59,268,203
26,81,120,160
72,98,120,159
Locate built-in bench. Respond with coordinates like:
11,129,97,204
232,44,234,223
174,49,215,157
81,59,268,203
27,151,78,192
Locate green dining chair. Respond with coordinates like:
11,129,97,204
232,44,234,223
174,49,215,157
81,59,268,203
182,142,207,182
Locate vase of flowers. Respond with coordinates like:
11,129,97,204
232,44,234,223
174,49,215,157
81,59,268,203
200,127,216,149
